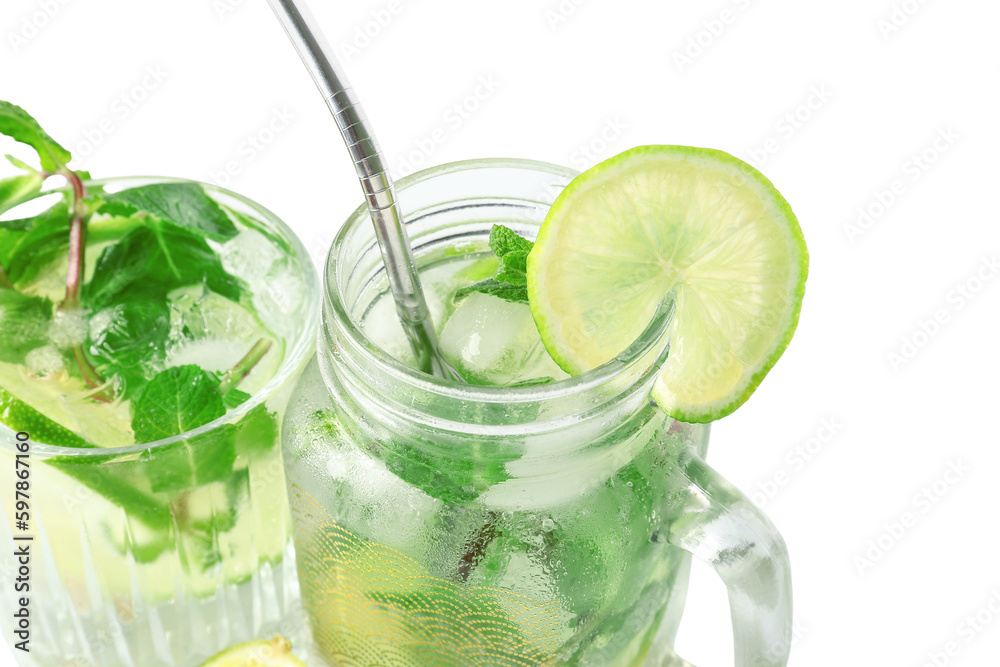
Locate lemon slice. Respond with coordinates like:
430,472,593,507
528,145,808,422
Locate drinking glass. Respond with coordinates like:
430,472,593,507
283,159,792,666
0,178,320,666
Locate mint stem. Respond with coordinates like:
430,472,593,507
218,338,272,397
456,510,501,582
72,346,113,403
55,168,111,401
59,169,87,309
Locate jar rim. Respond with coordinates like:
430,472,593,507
325,158,675,404
0,175,322,458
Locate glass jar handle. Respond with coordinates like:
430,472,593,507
665,447,793,667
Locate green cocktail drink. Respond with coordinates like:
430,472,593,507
283,159,798,666
0,135,319,666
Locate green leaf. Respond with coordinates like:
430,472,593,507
101,183,238,241
83,220,244,310
0,215,34,232
46,454,173,530
82,228,151,308
88,297,171,395
455,225,534,304
2,201,71,281
222,388,251,410
234,403,279,458
131,365,236,493
455,278,529,304
0,289,52,364
139,425,237,493
0,101,72,172
489,223,534,256
132,365,226,442
5,154,37,172
0,173,44,217
494,250,529,284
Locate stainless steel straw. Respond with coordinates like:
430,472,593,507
266,0,461,381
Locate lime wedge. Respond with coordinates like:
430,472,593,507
199,635,306,667
528,145,808,423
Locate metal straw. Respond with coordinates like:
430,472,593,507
266,0,462,381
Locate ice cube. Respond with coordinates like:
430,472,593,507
165,286,281,393
249,259,306,342
438,292,568,386
25,345,64,376
46,307,88,348
219,229,284,285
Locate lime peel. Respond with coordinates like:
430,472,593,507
198,635,306,667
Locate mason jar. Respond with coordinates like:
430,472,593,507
283,159,792,666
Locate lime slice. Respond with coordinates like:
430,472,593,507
528,145,808,423
199,635,305,667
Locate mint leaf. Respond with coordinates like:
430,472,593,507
5,154,36,172
494,250,529,284
0,173,44,216
82,228,150,308
489,224,533,256
47,454,173,530
234,403,279,458
88,297,171,395
0,289,52,363
0,101,72,172
139,425,237,493
456,225,534,304
222,388,251,410
131,365,236,493
101,183,238,241
222,389,278,457
83,220,243,309
132,365,225,442
455,278,528,304
2,201,71,282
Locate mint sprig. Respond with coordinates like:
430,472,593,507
455,224,534,304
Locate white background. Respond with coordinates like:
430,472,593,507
2,0,999,665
